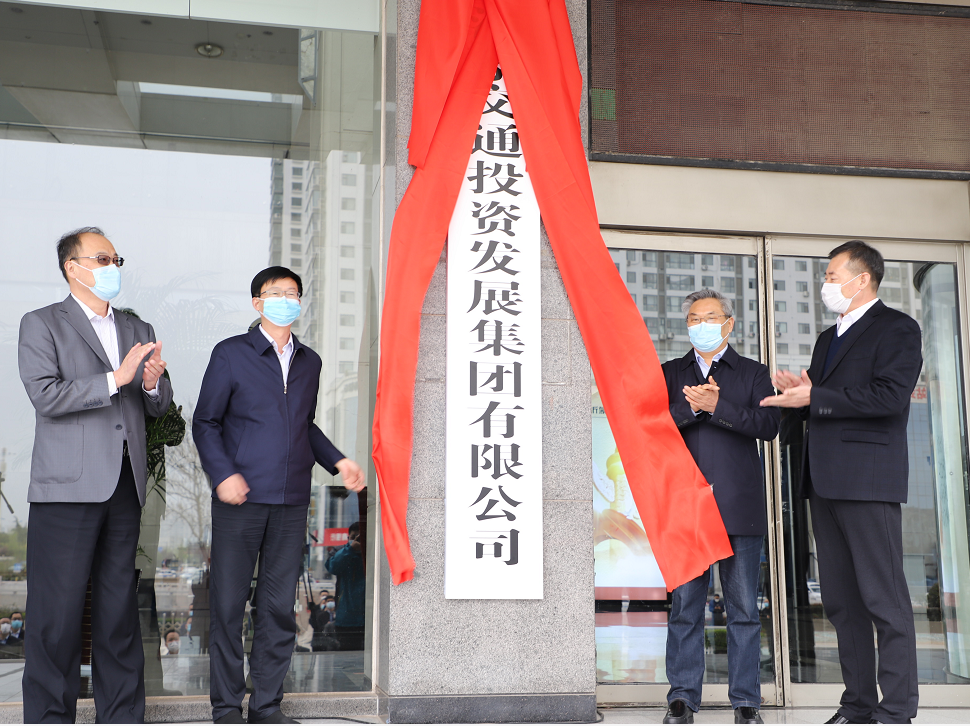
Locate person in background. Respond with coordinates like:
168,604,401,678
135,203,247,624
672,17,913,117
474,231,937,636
9,613,24,643
0,619,12,646
160,630,181,656
761,240,922,725
660,289,780,726
193,267,365,725
709,595,726,627
18,227,171,723
325,521,366,652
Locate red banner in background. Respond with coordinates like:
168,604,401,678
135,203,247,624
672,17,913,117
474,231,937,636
373,0,733,590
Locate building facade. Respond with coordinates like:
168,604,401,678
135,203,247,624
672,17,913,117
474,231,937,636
0,0,969,722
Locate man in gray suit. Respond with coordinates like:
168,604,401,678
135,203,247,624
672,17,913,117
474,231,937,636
18,227,172,723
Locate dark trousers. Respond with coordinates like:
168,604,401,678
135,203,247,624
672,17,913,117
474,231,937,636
23,455,144,724
810,493,919,723
209,500,308,721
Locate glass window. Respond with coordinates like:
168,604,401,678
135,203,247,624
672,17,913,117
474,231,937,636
773,259,785,270
774,280,786,291
642,295,658,312
664,252,694,269
341,198,356,211
720,257,735,272
776,322,788,334
666,296,684,314
748,279,756,289
795,260,807,271
642,272,657,288
340,269,355,280
777,343,789,354
799,344,812,355
798,323,811,334
721,277,735,293
797,302,809,313
626,250,638,262
749,299,756,311
341,174,357,186
750,343,760,355
701,254,714,267
341,222,356,234
667,318,688,335
642,251,657,266
340,246,355,258
627,271,637,283
796,281,809,293
748,258,757,268
884,266,901,282
775,301,787,312
0,4,386,700
702,275,714,288
666,274,694,291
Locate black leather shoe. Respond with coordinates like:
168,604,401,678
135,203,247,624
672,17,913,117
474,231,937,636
735,706,763,724
248,710,299,725
824,713,869,724
662,699,694,724
214,711,245,724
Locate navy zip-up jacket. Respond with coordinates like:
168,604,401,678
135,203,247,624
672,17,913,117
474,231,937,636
193,326,344,505
661,344,780,535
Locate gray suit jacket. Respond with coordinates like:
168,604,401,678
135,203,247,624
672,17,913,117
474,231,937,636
18,295,174,505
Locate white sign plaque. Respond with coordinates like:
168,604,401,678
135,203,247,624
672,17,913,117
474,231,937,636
444,67,543,599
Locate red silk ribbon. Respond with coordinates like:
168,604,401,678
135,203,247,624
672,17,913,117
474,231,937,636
372,0,734,589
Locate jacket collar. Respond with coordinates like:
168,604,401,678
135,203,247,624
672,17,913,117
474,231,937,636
58,295,111,369
247,323,304,356
678,342,739,371
819,299,885,383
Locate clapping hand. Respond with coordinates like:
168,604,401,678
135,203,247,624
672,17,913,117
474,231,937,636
684,376,720,413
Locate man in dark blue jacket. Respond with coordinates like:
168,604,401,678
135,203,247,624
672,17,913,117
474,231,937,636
761,241,922,725
194,266,365,725
660,289,779,726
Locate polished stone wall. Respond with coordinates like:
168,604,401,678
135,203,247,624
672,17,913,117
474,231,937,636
377,0,595,722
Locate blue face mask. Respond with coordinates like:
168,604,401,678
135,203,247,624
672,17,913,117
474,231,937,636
10,620,21,630
688,320,729,353
261,297,301,327
76,263,121,301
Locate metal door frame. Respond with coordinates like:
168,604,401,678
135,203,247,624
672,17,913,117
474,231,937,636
595,230,970,709
766,235,970,708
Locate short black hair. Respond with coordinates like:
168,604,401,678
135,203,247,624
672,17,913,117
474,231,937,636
57,227,105,282
348,521,361,537
250,266,302,299
164,629,179,639
828,240,884,290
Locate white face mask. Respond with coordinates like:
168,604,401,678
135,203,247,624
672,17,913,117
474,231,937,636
820,273,863,315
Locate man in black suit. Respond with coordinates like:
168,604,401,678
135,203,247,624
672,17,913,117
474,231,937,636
761,240,922,724
660,289,780,725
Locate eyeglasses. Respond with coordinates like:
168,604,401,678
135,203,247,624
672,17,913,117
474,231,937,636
72,255,124,267
259,289,301,300
687,314,728,325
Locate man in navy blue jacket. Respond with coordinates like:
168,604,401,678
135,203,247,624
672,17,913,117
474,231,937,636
194,266,364,725
761,241,922,725
660,289,779,726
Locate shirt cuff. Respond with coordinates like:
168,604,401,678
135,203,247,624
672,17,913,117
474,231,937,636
143,382,160,399
106,372,118,397
693,407,705,417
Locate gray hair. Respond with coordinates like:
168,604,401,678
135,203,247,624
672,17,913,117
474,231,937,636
681,289,734,317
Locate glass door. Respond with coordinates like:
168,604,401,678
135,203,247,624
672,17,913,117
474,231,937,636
765,237,970,706
594,231,783,706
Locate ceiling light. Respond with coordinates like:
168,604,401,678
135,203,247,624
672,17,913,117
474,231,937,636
196,43,224,58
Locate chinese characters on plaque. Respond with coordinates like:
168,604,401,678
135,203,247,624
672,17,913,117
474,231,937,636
445,67,543,599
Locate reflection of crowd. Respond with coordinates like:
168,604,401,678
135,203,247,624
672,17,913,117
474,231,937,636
0,612,24,652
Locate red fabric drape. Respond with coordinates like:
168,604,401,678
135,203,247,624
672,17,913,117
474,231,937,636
373,0,734,589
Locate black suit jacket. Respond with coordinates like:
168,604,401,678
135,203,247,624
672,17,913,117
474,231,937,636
662,345,780,535
800,300,922,503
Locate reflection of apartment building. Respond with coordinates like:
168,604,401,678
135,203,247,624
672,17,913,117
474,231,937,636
268,152,369,574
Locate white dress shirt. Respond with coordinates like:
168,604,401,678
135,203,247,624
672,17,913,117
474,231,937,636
71,294,158,398
259,325,295,387
836,298,879,337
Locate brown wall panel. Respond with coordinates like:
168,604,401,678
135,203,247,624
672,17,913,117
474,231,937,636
591,0,970,172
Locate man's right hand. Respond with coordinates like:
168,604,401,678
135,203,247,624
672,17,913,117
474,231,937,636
113,342,156,388
216,473,250,505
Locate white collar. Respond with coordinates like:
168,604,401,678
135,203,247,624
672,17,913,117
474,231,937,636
694,346,727,369
71,294,114,322
838,298,879,334
259,324,293,354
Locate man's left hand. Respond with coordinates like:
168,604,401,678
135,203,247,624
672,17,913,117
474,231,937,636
760,369,812,408
142,341,167,392
336,458,365,492
684,376,720,413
